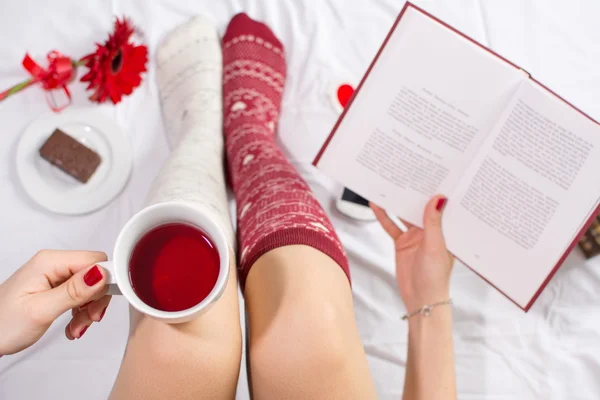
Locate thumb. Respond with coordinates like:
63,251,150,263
423,195,448,244
36,265,108,322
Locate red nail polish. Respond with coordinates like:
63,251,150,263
79,325,89,338
83,266,102,287
99,308,107,322
436,197,447,212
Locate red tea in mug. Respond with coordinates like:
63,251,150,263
128,223,220,312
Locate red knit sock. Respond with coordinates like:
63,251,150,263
223,13,350,288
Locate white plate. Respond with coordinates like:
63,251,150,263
16,108,133,215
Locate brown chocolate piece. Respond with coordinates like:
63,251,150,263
578,216,600,259
39,129,102,183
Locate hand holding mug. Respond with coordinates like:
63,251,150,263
0,201,230,358
0,250,111,355
371,195,454,311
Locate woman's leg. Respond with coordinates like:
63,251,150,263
111,18,242,399
245,247,377,399
110,259,241,399
223,14,377,399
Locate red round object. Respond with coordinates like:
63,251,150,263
337,84,355,109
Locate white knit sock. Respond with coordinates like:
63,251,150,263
146,16,235,249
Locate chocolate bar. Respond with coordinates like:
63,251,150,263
39,129,102,183
579,216,600,259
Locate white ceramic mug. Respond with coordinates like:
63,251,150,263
97,201,230,324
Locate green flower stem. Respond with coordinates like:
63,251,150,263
0,79,35,102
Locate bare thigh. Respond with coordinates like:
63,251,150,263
110,255,242,400
245,245,377,399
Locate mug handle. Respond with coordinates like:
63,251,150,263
96,261,122,296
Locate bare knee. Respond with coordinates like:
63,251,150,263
246,247,376,397
112,316,242,400
249,301,377,399
155,326,240,370
250,299,352,385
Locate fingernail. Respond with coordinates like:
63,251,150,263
83,266,102,287
436,197,448,212
78,325,89,338
80,301,92,309
99,308,107,322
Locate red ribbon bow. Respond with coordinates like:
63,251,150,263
22,51,74,112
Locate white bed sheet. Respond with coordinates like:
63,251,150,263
1,0,600,399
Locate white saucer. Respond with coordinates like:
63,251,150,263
16,108,133,215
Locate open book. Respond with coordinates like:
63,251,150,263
314,2,600,311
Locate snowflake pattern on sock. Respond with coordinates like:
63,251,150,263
223,13,350,287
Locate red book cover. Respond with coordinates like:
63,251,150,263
314,1,600,311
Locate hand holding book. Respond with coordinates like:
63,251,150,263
315,2,600,310
372,194,457,399
371,195,453,312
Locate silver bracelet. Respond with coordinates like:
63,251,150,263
402,299,453,321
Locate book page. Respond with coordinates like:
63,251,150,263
315,5,526,226
444,80,600,308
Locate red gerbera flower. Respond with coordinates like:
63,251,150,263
80,18,148,104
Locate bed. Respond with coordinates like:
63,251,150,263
1,0,600,398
